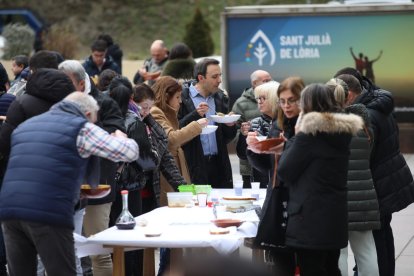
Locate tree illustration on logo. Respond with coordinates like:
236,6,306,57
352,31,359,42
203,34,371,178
245,30,276,66
254,42,268,66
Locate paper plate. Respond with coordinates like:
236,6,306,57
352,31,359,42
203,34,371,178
201,125,218,135
81,184,111,199
249,137,284,152
209,114,241,124
211,219,244,228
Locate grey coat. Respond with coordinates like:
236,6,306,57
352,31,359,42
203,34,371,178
346,104,381,231
231,87,261,176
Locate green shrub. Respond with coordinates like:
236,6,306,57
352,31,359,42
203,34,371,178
2,23,35,59
43,24,79,59
183,8,214,58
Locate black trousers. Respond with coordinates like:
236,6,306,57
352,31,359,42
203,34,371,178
373,213,395,276
295,248,341,276
204,155,223,188
2,220,76,276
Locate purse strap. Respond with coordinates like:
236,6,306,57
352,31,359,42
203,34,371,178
272,154,280,188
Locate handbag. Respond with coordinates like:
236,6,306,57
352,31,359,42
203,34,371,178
253,154,289,250
115,161,146,192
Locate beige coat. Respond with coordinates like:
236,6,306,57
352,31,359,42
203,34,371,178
150,105,202,205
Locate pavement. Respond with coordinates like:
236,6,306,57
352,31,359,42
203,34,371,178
229,153,414,276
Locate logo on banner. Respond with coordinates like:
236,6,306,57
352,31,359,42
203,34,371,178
245,30,276,66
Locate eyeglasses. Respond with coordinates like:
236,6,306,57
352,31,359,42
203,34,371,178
278,98,299,106
255,96,267,102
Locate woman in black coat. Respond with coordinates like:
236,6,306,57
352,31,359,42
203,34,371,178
277,83,363,276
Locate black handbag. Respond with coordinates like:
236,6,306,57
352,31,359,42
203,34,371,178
115,162,146,192
254,154,289,250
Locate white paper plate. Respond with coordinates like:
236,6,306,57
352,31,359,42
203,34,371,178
201,125,218,135
209,114,241,123
256,136,267,142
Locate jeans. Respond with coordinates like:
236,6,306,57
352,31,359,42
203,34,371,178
339,230,379,276
2,220,76,276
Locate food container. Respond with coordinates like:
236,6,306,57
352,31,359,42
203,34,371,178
194,184,212,195
178,184,195,194
167,192,193,207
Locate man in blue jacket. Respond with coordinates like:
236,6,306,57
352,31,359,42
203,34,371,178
0,92,139,276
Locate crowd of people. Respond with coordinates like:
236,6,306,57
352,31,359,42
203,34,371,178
0,34,413,276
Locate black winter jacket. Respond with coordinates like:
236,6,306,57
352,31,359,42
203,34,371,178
0,69,75,160
82,56,121,78
178,81,237,188
355,81,414,215
87,83,125,205
278,112,362,250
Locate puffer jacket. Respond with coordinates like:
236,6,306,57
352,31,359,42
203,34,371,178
345,104,380,231
355,83,414,215
0,69,75,160
278,112,363,250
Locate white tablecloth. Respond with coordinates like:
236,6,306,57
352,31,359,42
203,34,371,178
77,188,266,256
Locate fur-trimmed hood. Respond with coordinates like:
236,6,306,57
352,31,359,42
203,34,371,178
299,112,363,136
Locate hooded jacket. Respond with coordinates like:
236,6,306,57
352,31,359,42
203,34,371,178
355,85,414,215
0,69,75,160
278,112,363,250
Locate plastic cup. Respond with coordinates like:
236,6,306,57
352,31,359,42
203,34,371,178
197,193,208,207
233,181,243,196
251,182,260,200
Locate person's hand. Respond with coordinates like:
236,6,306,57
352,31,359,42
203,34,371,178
240,122,251,136
246,131,258,146
111,130,128,138
196,102,209,117
197,118,209,128
265,142,285,155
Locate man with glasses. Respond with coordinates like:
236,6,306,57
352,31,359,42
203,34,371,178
178,58,237,188
232,70,272,187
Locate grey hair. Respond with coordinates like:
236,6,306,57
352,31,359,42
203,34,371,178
58,60,86,82
64,92,99,114
254,80,280,119
250,71,259,83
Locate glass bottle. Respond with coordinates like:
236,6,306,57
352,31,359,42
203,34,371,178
115,190,136,230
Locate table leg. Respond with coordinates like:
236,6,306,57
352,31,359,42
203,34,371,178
143,248,155,276
112,246,125,276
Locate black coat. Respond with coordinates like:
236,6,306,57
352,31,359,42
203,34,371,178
0,69,75,160
87,83,125,205
82,55,121,78
355,83,414,215
178,82,237,188
278,112,362,250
